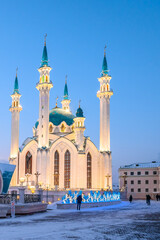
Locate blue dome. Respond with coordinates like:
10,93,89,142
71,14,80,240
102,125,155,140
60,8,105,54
76,107,84,117
35,107,75,128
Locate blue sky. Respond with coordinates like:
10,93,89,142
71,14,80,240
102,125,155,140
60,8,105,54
1,0,160,183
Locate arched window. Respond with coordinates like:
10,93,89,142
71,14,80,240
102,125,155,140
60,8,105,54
42,75,44,83
103,85,105,92
61,124,65,132
54,150,59,186
49,124,53,133
46,75,48,82
87,152,92,189
25,151,32,174
107,84,109,91
64,150,70,188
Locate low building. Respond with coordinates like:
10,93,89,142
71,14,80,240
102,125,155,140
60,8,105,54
119,161,160,199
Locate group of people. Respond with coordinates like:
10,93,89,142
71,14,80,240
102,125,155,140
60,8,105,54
129,194,152,205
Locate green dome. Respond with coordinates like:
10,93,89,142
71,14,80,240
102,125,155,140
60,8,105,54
76,107,84,117
35,107,75,128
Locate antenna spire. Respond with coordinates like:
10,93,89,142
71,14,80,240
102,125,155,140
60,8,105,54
104,45,107,56
65,74,67,84
44,33,47,46
16,67,18,77
79,99,81,108
56,96,58,108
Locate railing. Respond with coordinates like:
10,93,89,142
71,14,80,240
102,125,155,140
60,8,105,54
0,194,19,204
24,194,41,203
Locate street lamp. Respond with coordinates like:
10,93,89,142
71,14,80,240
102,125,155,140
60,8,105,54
105,174,111,190
120,173,127,191
34,171,41,189
53,172,59,191
25,173,31,186
19,177,25,186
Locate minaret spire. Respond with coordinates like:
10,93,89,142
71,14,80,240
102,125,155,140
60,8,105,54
41,34,48,67
102,44,109,76
97,47,113,189
61,75,71,112
9,70,22,186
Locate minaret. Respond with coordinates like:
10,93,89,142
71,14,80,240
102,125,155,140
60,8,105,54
61,75,71,112
74,102,85,151
97,46,113,152
36,35,53,148
9,70,22,160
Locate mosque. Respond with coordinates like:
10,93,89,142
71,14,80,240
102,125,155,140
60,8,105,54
9,39,113,190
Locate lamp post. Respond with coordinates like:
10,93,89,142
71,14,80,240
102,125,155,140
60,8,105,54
34,171,41,189
53,172,59,191
46,185,49,204
120,173,127,191
25,173,31,186
19,177,25,186
105,174,111,190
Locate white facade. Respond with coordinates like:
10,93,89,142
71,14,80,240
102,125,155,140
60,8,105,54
119,162,160,199
9,42,113,190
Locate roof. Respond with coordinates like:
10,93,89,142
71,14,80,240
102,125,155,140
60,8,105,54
76,107,84,117
64,81,68,99
101,51,109,76
13,75,19,94
40,44,48,67
19,137,37,152
120,161,160,169
35,107,75,128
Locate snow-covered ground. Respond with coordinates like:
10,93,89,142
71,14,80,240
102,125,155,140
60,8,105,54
0,200,160,240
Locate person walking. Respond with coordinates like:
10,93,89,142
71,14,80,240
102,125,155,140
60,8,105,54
156,194,159,201
146,194,151,205
129,195,133,203
76,194,82,210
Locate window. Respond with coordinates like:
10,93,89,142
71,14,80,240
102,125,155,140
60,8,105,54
61,124,65,132
42,75,44,83
145,171,149,175
130,172,134,176
154,180,157,184
125,180,127,185
54,151,59,186
145,180,149,184
131,188,134,192
64,150,70,189
154,188,157,192
137,172,141,175
49,124,53,133
138,188,141,192
145,189,149,192
25,151,32,174
131,180,134,184
138,180,141,184
107,84,109,91
46,75,48,82
87,153,92,189
153,171,157,175
124,172,127,176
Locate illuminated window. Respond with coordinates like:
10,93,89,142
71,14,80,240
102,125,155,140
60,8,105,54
49,124,53,133
71,125,74,132
87,152,92,189
42,75,44,83
107,84,109,91
40,77,42,83
61,124,65,132
46,75,48,82
25,151,32,174
54,151,59,186
103,85,105,92
16,101,18,107
64,150,70,188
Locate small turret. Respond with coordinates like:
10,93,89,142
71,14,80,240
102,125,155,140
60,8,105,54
74,101,85,151
61,75,71,112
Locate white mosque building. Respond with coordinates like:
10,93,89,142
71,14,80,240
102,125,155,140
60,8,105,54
9,39,113,190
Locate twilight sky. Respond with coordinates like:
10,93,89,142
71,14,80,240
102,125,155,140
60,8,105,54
1,0,160,184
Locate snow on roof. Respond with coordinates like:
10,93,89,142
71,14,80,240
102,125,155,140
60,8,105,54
120,161,160,169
